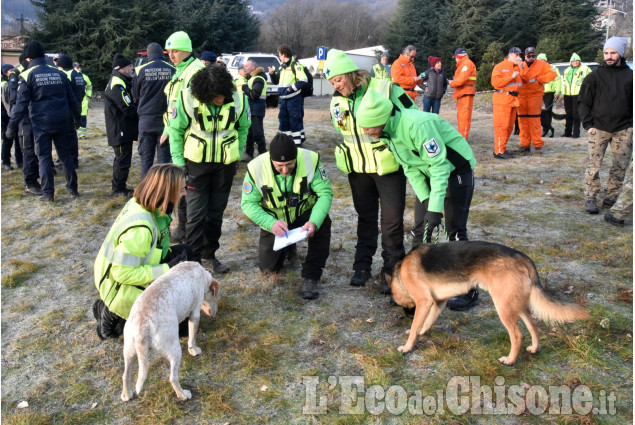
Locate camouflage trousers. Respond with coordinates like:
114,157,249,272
610,158,633,220
584,127,633,202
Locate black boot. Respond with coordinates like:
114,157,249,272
447,289,479,311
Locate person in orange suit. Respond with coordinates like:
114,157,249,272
491,47,524,159
449,47,477,141
391,45,423,102
516,47,557,155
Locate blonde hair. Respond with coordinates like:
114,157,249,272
351,70,371,90
134,164,186,216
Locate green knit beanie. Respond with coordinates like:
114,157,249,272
569,53,581,62
357,88,393,128
165,31,192,52
324,49,359,80
537,53,547,61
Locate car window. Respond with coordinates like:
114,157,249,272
248,56,280,72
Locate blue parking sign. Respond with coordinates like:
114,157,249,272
317,46,326,60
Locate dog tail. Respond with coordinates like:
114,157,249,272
551,111,566,121
519,254,591,323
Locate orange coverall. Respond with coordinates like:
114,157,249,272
517,59,557,149
449,55,477,140
391,54,420,101
491,59,523,155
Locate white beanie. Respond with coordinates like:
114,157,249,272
604,36,628,57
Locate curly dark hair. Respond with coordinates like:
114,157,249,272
277,45,293,58
190,64,235,104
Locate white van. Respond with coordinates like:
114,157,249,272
227,52,281,107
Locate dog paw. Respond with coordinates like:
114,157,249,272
177,389,192,401
526,345,540,354
397,345,412,354
188,346,202,356
121,390,134,402
498,356,515,366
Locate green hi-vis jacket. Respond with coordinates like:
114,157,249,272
382,109,476,213
561,64,592,96
330,78,417,175
94,198,171,319
372,63,391,81
241,149,333,232
163,56,205,135
168,90,250,166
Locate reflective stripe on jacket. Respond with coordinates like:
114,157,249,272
449,56,477,99
561,64,592,96
93,198,170,319
330,78,417,175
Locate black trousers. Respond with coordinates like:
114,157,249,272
138,115,171,178
34,125,77,196
542,92,555,130
413,170,474,247
258,209,331,281
19,120,39,187
245,115,267,156
563,95,580,137
348,170,406,274
1,115,22,166
112,142,133,191
185,161,236,261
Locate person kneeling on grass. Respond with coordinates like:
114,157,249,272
93,164,195,339
356,88,478,313
240,133,333,300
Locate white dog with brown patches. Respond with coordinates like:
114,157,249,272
121,261,221,402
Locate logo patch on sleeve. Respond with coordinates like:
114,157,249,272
332,105,343,121
171,107,177,118
462,65,468,72
423,138,440,157
243,181,253,194
319,166,327,180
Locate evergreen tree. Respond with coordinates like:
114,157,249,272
382,0,449,72
490,0,541,48
170,0,260,54
475,41,504,91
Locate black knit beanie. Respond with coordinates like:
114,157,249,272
57,54,73,70
24,41,45,59
112,53,132,70
269,133,297,162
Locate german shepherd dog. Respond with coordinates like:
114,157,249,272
389,241,591,365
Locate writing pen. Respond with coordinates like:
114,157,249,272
285,231,288,238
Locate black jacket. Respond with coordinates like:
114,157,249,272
242,67,267,117
422,67,448,100
104,69,138,146
578,58,632,133
8,57,80,132
132,56,175,117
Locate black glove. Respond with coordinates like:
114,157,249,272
241,84,248,93
5,126,15,140
167,250,187,268
424,211,443,242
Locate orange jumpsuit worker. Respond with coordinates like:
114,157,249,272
517,47,557,154
449,47,477,141
491,47,524,159
391,44,423,102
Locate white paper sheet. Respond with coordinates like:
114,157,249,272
273,227,309,251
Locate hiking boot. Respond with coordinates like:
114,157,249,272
68,189,80,199
493,152,513,159
202,258,230,274
350,269,371,287
301,278,319,300
518,146,530,155
111,187,133,198
3,163,13,170
604,213,625,227
602,198,616,208
39,194,54,203
585,199,599,214
25,185,43,195
561,133,571,138
379,270,391,295
533,147,542,156
448,289,479,311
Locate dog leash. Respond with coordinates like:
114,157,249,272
423,222,448,244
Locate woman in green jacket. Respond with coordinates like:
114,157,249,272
93,163,192,338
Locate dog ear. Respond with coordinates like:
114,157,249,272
210,279,221,299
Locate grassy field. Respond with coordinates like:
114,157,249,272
1,95,632,425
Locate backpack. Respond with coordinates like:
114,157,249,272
292,63,313,98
